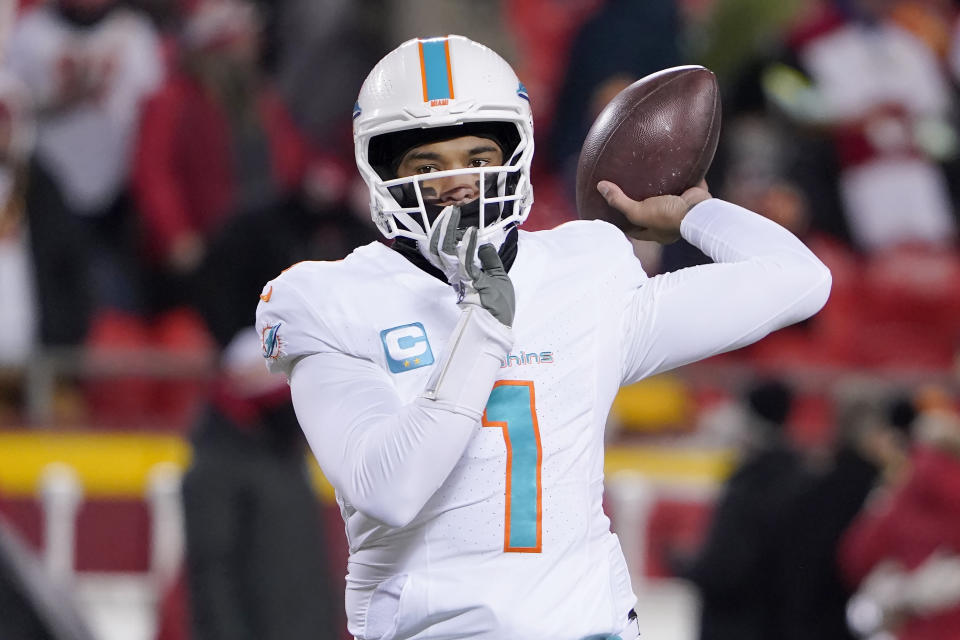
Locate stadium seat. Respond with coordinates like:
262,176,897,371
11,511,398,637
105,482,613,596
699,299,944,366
84,310,154,428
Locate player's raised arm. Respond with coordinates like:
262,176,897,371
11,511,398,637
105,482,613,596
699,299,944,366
599,181,832,384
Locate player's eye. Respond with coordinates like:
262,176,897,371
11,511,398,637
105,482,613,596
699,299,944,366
414,164,439,174
469,158,493,168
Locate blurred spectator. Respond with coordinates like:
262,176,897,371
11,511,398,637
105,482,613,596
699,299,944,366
194,159,377,349
766,0,959,253
503,0,602,138
263,0,384,150
104,0,312,427
132,0,308,313
717,118,809,237
662,2,851,272
777,383,914,640
839,387,960,640
0,72,35,422
180,327,338,640
127,0,182,34
0,72,35,371
6,0,171,427
525,0,684,245
5,0,164,327
545,0,682,193
670,378,807,640
171,135,374,638
685,0,807,82
658,100,837,273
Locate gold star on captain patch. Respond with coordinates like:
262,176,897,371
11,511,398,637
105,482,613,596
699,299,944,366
403,360,410,367
414,358,421,365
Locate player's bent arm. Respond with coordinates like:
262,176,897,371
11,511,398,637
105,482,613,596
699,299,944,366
288,306,512,528
622,198,832,383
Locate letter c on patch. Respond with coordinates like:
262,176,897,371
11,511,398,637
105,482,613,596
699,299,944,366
380,322,435,373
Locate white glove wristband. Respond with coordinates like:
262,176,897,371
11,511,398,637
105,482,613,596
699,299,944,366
421,305,513,419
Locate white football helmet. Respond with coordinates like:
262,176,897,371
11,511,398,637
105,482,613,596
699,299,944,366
353,35,534,244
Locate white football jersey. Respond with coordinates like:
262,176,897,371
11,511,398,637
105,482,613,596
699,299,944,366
255,200,832,639
259,219,640,639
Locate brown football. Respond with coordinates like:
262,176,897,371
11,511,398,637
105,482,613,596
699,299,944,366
575,65,721,229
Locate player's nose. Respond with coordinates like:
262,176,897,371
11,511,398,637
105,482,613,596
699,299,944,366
436,177,480,205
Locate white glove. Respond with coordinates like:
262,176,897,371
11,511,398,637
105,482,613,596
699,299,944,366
427,206,515,327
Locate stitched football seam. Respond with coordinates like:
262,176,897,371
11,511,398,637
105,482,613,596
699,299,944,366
687,89,719,187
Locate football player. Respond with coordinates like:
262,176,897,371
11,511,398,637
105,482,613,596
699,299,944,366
256,35,832,640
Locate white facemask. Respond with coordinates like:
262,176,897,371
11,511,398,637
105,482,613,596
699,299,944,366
417,206,511,284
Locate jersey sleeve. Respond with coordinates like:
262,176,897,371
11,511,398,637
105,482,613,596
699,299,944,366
256,261,514,529
619,198,832,384
289,351,485,528
255,264,344,377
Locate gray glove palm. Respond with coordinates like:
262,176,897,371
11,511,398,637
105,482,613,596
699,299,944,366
428,207,516,327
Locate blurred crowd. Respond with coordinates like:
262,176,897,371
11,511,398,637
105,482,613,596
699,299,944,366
0,0,390,430
668,377,960,640
0,0,960,639
1,0,960,421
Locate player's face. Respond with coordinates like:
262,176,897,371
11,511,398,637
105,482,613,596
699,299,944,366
396,136,504,207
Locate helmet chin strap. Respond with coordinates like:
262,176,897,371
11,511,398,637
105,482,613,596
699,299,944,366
417,205,511,285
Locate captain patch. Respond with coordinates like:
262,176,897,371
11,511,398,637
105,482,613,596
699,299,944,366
380,323,434,373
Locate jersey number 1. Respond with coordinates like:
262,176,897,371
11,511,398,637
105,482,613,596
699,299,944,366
482,380,543,553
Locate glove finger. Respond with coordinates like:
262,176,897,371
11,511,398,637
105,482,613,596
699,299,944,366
462,227,480,281
477,243,506,276
455,224,473,264
441,207,461,257
428,206,451,260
